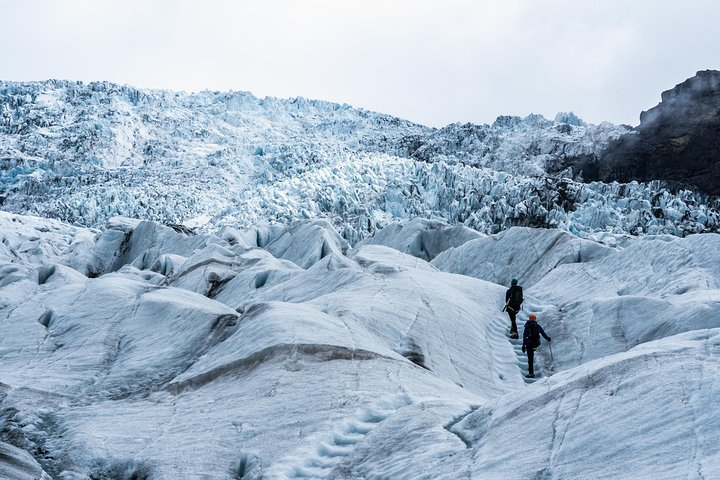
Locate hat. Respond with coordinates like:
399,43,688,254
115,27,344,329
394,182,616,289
528,314,537,321
511,278,518,286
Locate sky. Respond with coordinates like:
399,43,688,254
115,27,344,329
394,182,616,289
1,0,719,128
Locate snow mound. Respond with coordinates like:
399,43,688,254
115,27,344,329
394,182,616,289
65,217,223,277
264,219,349,269
431,226,614,287
0,210,96,266
357,217,483,261
0,441,52,480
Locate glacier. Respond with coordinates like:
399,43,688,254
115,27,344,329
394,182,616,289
1,80,718,243
2,78,720,479
1,210,719,479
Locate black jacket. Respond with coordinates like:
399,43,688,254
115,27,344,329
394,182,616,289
505,285,523,310
522,320,551,349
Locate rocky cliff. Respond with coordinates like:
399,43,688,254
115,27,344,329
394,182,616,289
591,70,720,196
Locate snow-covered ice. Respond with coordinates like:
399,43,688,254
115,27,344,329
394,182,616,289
1,211,719,478
2,78,720,479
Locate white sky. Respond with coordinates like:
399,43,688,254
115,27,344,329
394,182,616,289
2,0,719,127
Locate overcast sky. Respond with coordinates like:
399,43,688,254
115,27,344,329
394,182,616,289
2,0,719,127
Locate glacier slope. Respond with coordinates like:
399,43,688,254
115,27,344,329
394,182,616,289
431,226,720,372
451,329,720,480
0,213,719,478
0,213,514,478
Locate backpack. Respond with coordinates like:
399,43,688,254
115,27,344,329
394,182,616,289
527,322,540,347
509,286,523,307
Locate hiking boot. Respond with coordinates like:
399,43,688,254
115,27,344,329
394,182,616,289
525,373,535,378
510,332,519,339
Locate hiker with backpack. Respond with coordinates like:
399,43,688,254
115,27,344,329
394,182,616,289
521,313,551,378
503,279,523,339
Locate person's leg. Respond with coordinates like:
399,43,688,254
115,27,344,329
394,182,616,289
527,347,535,376
508,310,518,337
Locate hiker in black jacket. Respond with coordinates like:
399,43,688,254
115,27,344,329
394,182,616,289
504,279,523,339
521,313,551,378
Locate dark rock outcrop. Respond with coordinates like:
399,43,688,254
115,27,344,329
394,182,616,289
587,70,720,196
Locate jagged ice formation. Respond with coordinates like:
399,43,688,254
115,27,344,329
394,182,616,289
2,80,718,243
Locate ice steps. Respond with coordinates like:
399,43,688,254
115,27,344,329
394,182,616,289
276,394,413,479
